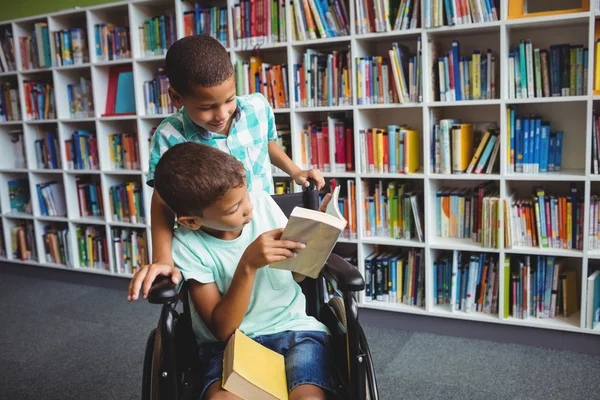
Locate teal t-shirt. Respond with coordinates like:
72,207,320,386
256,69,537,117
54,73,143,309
172,190,328,345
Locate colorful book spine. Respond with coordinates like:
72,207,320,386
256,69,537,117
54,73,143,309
94,24,131,62
111,228,148,274
76,225,109,270
109,182,146,224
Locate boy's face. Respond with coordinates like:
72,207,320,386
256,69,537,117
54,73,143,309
178,185,254,234
169,76,237,136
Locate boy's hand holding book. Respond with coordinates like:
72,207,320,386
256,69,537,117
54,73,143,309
240,229,306,271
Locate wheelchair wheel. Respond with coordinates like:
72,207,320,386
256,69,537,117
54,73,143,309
141,327,163,400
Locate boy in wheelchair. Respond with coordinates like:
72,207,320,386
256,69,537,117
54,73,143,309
133,141,338,399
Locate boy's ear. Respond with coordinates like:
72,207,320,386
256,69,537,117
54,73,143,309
168,87,184,110
177,216,202,230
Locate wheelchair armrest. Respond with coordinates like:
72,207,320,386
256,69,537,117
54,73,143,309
148,275,182,304
321,253,365,292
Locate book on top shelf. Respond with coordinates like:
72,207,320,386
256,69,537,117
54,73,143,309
232,0,286,47
139,14,176,57
364,248,424,306
0,27,17,72
185,4,228,47
52,28,89,66
434,251,499,315
508,41,588,100
355,0,420,35
272,185,347,279
20,22,52,69
290,0,350,41
424,0,499,28
94,24,131,62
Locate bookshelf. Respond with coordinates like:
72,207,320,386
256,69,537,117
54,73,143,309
1,0,600,336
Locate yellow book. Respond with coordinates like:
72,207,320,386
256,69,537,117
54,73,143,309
506,108,511,166
249,56,262,93
466,130,491,174
356,59,362,100
451,124,474,173
223,329,288,400
564,270,580,317
397,257,404,301
595,39,600,91
472,52,481,100
403,129,420,173
388,49,405,103
376,129,384,172
567,200,573,249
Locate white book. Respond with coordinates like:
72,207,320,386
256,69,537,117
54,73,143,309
526,40,535,99
272,186,347,279
450,250,459,312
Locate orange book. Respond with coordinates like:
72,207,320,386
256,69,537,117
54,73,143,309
126,183,137,224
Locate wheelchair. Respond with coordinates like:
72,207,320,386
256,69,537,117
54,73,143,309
141,184,379,400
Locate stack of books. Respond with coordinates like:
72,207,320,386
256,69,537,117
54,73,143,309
294,49,351,107
235,58,289,109
139,15,177,57
232,0,285,47
52,28,89,66
185,4,228,47
290,0,349,40
94,24,131,62
76,225,109,270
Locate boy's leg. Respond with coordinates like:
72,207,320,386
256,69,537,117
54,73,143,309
290,384,327,400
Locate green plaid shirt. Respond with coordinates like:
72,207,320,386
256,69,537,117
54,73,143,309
147,93,276,194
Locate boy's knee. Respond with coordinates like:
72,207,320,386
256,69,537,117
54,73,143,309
204,381,242,400
290,384,328,400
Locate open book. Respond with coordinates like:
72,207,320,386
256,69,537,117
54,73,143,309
271,186,347,279
223,329,288,400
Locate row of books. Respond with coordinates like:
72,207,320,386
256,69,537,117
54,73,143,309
508,110,564,174
431,121,499,175
356,40,422,105
52,28,88,66
11,221,36,261
109,182,145,224
290,0,350,41
506,255,579,320
19,22,52,69
76,177,104,218
0,28,16,72
144,70,175,115
355,0,419,34
434,251,499,314
232,0,286,47
586,270,600,329
67,78,94,119
424,0,499,29
0,82,20,121
185,5,228,48
436,184,500,248
76,225,109,270
505,187,584,251
35,132,60,169
364,248,424,305
23,80,55,121
65,131,99,171
359,126,419,174
109,133,140,170
436,43,496,102
10,130,27,169
294,49,351,107
235,58,289,109
43,226,71,266
139,15,177,57
37,181,66,217
325,179,357,239
363,180,424,242
112,228,148,275
94,24,131,62
8,179,31,214
299,117,354,173
508,42,588,99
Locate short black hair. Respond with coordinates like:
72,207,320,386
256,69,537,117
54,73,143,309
154,142,245,217
166,35,234,96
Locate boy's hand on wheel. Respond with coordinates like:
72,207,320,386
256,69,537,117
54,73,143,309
128,263,181,301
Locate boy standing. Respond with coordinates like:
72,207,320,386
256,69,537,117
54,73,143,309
151,142,336,399
144,35,324,291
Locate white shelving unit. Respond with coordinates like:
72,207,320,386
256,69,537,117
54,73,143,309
1,0,600,336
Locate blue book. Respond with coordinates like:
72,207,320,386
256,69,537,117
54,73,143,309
115,71,136,114
444,55,451,100
528,119,535,172
523,119,530,172
515,118,522,172
46,132,58,169
533,119,541,172
37,184,48,216
544,257,554,318
539,125,550,172
554,131,563,171
548,134,556,171
368,197,376,236
388,125,398,173
390,255,399,302
452,41,462,100
510,108,515,170
455,263,461,309
433,262,438,304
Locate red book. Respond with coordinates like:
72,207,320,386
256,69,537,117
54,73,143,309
321,124,330,172
366,129,374,172
345,127,353,171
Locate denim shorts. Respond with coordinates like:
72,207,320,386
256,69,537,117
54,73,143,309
197,330,337,399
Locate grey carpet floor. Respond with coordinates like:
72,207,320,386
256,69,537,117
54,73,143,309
1,265,600,400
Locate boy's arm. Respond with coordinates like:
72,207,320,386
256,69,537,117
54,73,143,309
150,190,176,266
267,141,325,190
189,228,305,342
